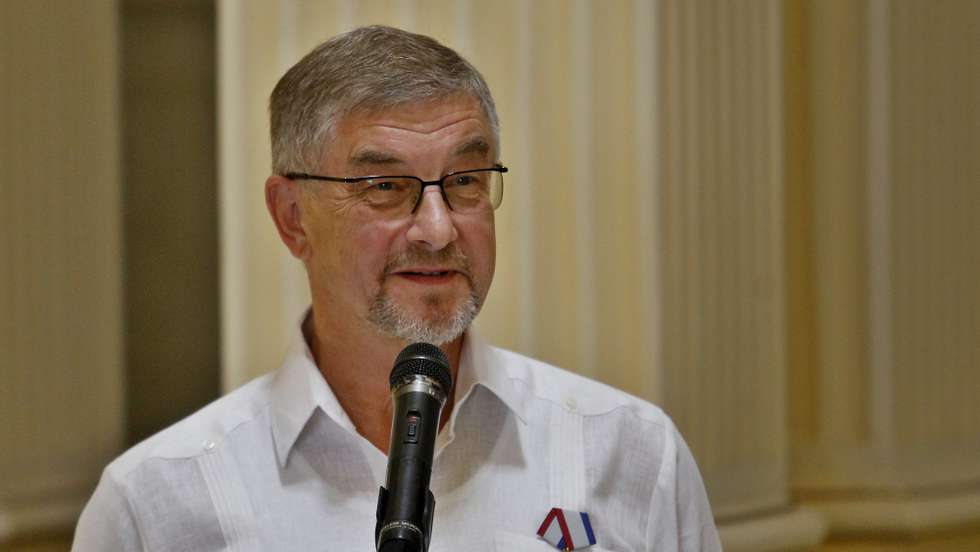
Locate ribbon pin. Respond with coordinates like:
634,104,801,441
536,507,596,551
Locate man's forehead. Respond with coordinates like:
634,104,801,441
326,96,495,168
342,95,490,135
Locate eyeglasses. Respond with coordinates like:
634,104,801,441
284,165,507,217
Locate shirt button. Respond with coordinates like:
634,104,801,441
202,440,216,451
565,397,577,411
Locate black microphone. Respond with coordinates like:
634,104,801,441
375,343,453,552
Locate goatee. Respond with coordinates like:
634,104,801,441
367,289,480,345
366,244,483,345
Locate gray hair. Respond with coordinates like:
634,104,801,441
269,25,500,175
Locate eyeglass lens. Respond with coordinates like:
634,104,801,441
353,170,503,215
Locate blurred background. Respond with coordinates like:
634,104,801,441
1,1,977,551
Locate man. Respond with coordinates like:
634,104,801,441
74,26,721,551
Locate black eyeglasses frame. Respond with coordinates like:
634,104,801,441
283,165,508,214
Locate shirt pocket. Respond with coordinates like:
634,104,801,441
492,530,615,552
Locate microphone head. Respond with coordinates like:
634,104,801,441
390,342,453,395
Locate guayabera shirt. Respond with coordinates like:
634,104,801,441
73,318,721,552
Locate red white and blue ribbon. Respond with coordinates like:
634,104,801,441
536,507,596,551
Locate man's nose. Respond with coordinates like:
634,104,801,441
405,186,458,251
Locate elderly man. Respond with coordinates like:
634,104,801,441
73,26,721,551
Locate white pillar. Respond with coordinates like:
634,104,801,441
0,1,123,541
655,1,824,549
794,0,980,538
794,0,980,539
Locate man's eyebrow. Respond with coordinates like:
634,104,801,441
349,149,403,166
452,137,491,157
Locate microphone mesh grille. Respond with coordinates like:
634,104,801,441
389,342,452,393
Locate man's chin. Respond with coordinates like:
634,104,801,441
367,292,479,345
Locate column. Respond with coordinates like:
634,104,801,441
0,1,123,541
789,0,980,544
654,1,825,550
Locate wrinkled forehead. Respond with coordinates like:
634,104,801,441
337,94,498,153
322,96,498,169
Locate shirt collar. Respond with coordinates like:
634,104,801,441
455,327,529,424
269,313,531,467
269,314,357,468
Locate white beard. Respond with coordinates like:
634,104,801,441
367,288,480,345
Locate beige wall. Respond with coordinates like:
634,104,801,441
785,0,980,548
0,0,124,544
121,0,220,446
1,0,219,548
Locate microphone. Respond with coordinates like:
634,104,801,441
375,343,453,552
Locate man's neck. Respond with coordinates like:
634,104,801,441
304,309,461,454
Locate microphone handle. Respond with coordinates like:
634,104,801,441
376,491,434,552
376,386,444,552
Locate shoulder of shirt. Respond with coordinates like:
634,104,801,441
104,372,278,478
487,344,672,429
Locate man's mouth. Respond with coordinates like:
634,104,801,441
391,268,460,284
382,245,473,288
399,270,451,276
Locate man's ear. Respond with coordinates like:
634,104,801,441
265,175,310,260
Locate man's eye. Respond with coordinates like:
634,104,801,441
450,175,479,187
373,180,399,192
356,178,415,209
360,179,412,195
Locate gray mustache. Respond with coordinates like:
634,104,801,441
382,245,472,279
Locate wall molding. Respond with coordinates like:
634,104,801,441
718,507,827,552
804,485,980,539
0,495,88,542
794,441,980,494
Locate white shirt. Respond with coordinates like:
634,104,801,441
73,325,721,551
